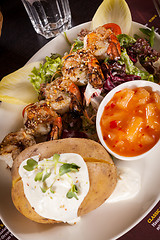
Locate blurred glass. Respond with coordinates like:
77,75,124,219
21,0,72,39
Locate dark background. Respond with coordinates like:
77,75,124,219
0,0,159,80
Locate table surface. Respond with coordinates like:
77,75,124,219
0,0,160,240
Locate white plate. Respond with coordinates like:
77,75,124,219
0,22,160,240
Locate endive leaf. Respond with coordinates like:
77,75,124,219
0,62,41,104
90,0,132,35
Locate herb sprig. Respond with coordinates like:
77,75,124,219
59,163,80,176
23,158,38,171
66,184,79,200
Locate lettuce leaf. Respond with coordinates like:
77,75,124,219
119,49,154,81
29,54,62,92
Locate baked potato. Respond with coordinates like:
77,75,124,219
11,138,117,223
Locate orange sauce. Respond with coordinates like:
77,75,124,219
100,87,160,157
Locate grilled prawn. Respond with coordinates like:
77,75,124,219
23,101,62,140
43,77,82,115
84,25,121,61
62,49,104,88
0,128,36,165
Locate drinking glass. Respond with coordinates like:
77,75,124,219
21,0,72,39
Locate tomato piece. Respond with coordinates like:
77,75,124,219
102,23,122,35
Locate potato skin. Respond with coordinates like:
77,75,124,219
11,138,117,223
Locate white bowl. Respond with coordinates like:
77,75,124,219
96,80,160,161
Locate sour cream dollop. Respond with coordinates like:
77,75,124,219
19,153,90,223
106,167,141,203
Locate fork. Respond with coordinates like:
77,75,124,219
153,0,160,17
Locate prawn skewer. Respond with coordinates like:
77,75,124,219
0,24,122,165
